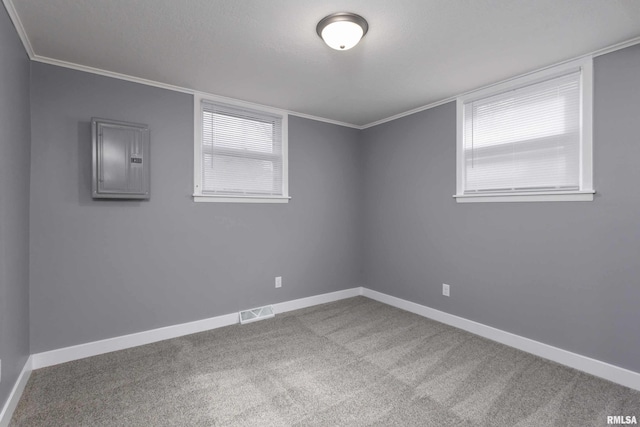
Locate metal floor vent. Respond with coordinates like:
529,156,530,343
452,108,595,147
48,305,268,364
239,305,275,325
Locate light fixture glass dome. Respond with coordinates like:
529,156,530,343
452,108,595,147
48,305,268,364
317,13,368,51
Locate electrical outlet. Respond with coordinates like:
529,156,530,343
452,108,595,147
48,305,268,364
442,284,450,297
275,276,282,288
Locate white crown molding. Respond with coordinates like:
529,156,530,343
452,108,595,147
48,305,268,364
30,36,640,132
592,35,640,58
4,0,640,131
360,35,640,129
360,97,456,130
32,55,195,95
287,111,362,130
0,356,32,427
2,0,34,58
361,288,640,392
32,54,362,130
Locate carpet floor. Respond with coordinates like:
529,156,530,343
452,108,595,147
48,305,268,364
11,297,640,426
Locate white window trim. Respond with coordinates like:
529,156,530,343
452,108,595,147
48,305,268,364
193,93,290,203
455,57,594,203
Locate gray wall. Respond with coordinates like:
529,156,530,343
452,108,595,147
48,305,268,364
22,32,640,376
0,4,31,411
29,63,362,353
362,44,640,373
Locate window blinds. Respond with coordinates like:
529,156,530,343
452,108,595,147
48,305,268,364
463,71,581,194
201,101,283,196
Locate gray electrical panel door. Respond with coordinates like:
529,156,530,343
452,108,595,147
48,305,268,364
92,118,150,199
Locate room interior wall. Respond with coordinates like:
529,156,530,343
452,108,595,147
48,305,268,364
28,63,363,353
362,44,640,374
0,3,31,412
19,25,640,384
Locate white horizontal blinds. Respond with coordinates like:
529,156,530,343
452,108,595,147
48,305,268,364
463,71,581,194
201,101,283,196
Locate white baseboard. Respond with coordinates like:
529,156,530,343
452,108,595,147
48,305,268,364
31,287,362,370
361,288,640,392
272,287,362,314
0,356,32,427
31,313,239,369
26,286,640,393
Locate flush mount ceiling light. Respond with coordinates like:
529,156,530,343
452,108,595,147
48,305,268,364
316,12,369,51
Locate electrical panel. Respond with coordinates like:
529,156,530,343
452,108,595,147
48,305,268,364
92,118,150,199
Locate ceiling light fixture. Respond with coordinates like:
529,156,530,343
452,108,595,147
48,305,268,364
316,12,368,51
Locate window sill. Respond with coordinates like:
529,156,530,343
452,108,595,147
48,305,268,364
193,194,291,203
453,190,595,203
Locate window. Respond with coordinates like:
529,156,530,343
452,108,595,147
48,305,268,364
194,95,289,203
455,58,593,203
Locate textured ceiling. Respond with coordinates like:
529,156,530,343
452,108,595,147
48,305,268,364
8,0,640,126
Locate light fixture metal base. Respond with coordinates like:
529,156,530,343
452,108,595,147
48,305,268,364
316,12,369,38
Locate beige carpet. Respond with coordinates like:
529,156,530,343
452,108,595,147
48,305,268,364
11,297,640,426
